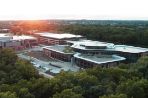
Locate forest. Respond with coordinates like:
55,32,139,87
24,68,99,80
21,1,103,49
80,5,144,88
0,48,148,98
9,20,148,47
57,24,148,47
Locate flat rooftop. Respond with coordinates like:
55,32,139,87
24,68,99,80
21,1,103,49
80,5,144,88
68,40,112,45
74,53,126,64
0,33,36,41
69,40,114,50
43,45,74,54
12,35,37,40
35,32,82,39
110,45,148,53
0,33,13,41
0,29,9,30
68,40,148,53
0,33,11,37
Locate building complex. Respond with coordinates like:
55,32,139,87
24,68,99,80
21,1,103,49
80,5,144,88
43,39,148,68
1,32,148,69
68,40,148,62
42,41,126,68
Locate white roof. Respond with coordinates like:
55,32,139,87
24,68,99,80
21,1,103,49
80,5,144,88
0,34,36,41
69,40,148,54
12,35,36,40
0,29,9,30
111,45,148,53
70,40,114,50
0,33,13,41
0,33,7,37
74,53,126,65
0,33,11,37
36,32,82,39
80,41,108,47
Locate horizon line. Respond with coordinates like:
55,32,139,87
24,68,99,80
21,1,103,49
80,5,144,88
0,18,148,21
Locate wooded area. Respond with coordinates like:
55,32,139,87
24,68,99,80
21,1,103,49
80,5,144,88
9,21,148,48
0,48,148,98
57,24,148,47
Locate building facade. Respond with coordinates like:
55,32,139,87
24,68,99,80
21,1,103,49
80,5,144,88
43,45,74,62
74,53,126,68
34,32,83,45
0,34,38,50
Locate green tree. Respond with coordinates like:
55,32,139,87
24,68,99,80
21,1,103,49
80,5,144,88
130,56,148,79
0,91,18,98
117,79,148,98
0,48,17,71
53,89,83,98
18,88,35,98
100,94,127,98
15,60,39,80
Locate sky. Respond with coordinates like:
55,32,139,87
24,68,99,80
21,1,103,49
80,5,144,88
0,0,148,20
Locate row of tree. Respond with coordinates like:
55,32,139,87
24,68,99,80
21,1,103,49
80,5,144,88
57,24,148,47
10,20,57,35
9,21,148,47
0,48,148,98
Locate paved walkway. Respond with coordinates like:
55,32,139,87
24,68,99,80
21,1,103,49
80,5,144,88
17,46,80,78
39,72,54,78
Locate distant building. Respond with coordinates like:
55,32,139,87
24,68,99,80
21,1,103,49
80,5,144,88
13,35,38,48
0,29,10,33
34,32,83,45
0,33,38,50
